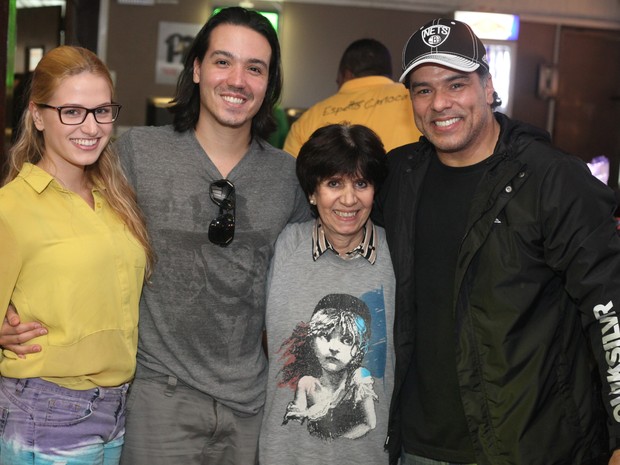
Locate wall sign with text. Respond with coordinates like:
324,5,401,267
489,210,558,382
155,21,201,85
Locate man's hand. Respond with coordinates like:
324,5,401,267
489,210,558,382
610,449,620,465
1,305,47,358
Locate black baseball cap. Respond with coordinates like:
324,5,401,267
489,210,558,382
399,18,489,84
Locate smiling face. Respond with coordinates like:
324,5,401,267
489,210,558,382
31,71,114,177
310,174,375,253
192,23,271,134
408,64,499,167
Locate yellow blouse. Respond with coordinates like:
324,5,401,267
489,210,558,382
0,163,146,389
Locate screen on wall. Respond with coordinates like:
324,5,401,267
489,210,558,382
454,11,519,41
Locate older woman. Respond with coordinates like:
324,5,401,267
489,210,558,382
259,123,395,464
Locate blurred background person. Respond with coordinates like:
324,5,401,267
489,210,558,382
283,39,422,156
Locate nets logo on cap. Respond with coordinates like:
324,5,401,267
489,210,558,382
422,25,451,48
399,18,490,84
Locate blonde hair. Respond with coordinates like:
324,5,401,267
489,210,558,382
5,46,154,277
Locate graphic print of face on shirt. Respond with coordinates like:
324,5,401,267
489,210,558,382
278,293,379,440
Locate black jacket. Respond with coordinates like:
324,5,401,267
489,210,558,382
376,113,620,465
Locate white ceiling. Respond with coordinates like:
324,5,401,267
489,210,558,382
14,0,620,29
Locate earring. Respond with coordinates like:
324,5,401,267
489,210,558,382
309,198,316,205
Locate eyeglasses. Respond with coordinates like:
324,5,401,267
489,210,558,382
36,103,122,125
209,179,235,247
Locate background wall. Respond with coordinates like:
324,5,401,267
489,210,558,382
284,0,620,29
104,1,439,129
278,3,437,110
106,1,212,129
14,6,62,74
7,0,620,187
102,1,561,131
509,21,556,131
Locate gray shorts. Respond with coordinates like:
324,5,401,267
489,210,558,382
119,373,262,465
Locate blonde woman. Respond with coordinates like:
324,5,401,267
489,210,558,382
0,45,153,465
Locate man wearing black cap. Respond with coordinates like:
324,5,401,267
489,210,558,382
375,18,620,465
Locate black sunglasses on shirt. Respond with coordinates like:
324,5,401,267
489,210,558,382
208,179,235,247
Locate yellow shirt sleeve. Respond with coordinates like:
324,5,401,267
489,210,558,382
0,209,22,323
283,118,305,157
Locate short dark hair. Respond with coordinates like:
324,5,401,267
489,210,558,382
338,38,392,79
296,124,388,216
475,67,502,110
169,7,282,138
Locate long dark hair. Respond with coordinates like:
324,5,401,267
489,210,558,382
169,7,282,139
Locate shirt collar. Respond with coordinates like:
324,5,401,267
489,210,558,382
18,163,55,194
17,162,103,195
339,75,394,93
312,218,377,264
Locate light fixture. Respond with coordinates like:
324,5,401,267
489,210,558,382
454,11,520,41
16,0,65,8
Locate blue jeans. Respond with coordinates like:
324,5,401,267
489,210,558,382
0,377,128,465
401,451,476,465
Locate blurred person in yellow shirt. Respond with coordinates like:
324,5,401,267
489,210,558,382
283,38,422,156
